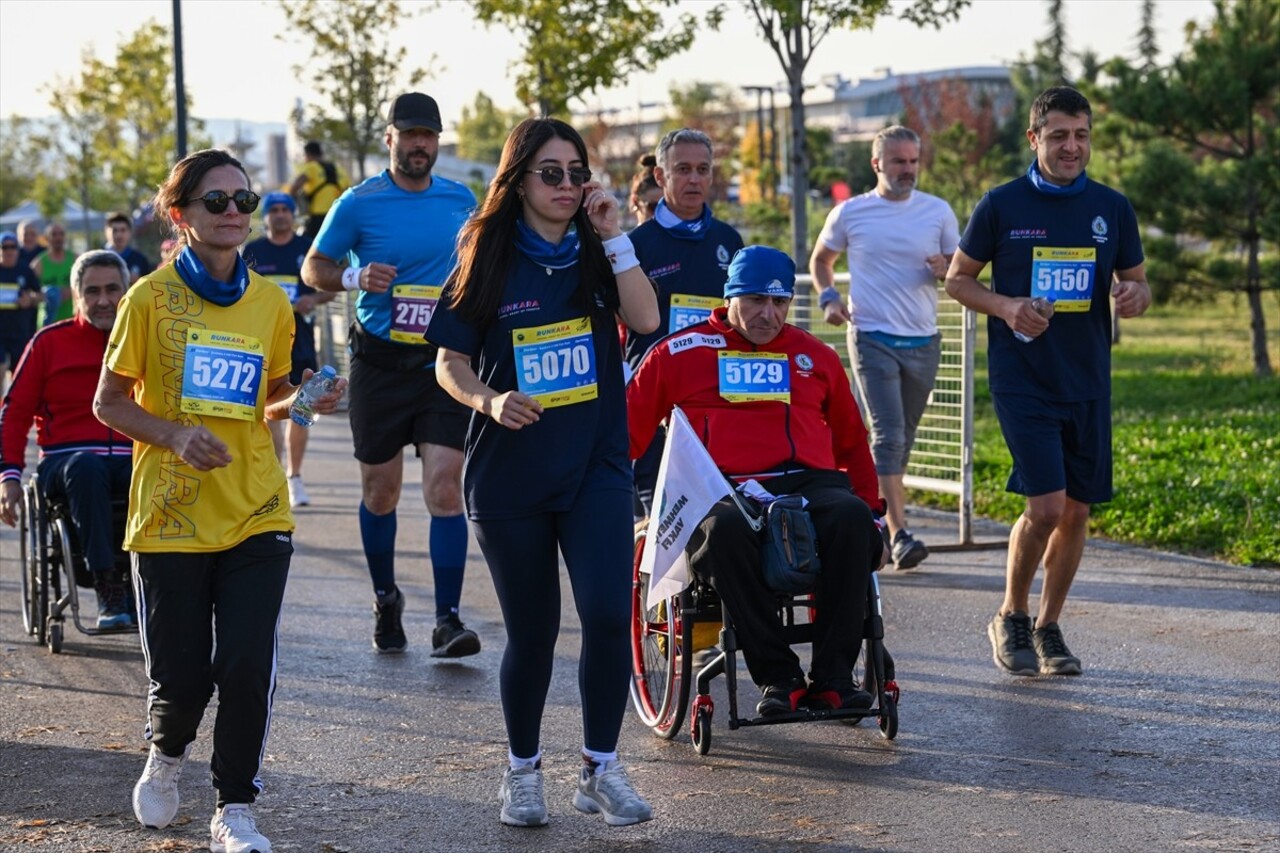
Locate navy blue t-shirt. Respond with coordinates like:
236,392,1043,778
0,263,40,338
243,234,318,362
425,255,630,520
114,245,154,281
960,176,1144,401
624,215,743,372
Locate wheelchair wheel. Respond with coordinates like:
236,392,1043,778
629,523,690,739
18,492,38,636
691,704,712,756
878,692,898,740
23,484,50,647
48,620,63,655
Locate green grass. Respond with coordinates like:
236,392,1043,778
916,293,1280,567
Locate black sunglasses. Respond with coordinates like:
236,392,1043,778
185,190,261,214
526,166,592,187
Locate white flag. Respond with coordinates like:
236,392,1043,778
640,406,731,609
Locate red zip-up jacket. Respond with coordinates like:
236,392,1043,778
627,307,884,513
0,314,132,483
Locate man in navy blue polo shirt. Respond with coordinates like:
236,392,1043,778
946,86,1151,678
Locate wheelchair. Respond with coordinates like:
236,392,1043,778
630,521,899,755
17,473,135,654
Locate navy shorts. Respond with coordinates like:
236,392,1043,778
289,313,318,386
991,392,1112,504
348,355,468,464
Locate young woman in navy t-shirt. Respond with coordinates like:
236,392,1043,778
427,117,658,829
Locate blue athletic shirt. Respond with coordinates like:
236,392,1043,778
243,234,317,360
315,170,475,347
625,215,743,372
425,256,629,520
960,176,1143,402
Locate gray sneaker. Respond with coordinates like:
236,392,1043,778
499,765,548,827
988,611,1038,676
1033,620,1083,675
573,760,653,826
210,803,271,853
132,743,190,829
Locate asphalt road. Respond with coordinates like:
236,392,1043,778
2,412,1277,853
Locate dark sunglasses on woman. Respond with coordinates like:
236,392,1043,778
526,166,592,187
186,190,261,214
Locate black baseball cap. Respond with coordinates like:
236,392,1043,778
387,92,443,133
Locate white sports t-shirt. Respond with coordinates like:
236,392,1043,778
817,189,960,337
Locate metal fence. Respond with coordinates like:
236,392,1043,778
794,274,997,549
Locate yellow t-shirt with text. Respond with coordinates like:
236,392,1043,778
105,264,296,552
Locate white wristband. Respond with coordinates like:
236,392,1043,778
341,266,363,291
602,234,640,275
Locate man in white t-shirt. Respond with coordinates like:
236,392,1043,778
809,125,959,569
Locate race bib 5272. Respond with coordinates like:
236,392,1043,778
180,329,265,421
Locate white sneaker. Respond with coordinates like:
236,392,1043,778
210,804,272,853
287,475,309,508
573,760,654,826
498,765,548,827
132,743,190,829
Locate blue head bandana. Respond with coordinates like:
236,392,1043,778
723,245,795,299
174,246,250,307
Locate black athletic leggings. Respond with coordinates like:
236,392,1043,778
473,485,633,759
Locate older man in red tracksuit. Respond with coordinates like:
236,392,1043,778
628,245,886,718
0,250,134,628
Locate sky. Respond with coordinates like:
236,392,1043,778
0,0,1217,132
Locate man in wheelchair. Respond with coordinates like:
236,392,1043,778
628,245,887,718
0,250,134,627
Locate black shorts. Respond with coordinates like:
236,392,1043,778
0,334,28,368
992,392,1113,504
348,355,469,464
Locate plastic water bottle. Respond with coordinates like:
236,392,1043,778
1013,297,1055,343
289,365,338,427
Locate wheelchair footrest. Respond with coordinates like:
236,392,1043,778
735,705,880,728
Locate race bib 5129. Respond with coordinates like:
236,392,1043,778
718,351,791,403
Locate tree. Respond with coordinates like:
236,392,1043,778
1098,0,1278,376
470,0,723,117
0,116,47,213
742,0,968,266
456,92,527,165
278,0,429,181
1136,0,1159,72
665,81,741,192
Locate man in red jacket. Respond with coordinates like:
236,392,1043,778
0,250,134,628
628,245,886,717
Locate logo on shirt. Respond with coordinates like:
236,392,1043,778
1009,228,1048,240
498,299,541,319
716,244,730,266
647,262,680,279
795,353,814,371
1092,216,1109,245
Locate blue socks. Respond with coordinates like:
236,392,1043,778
430,514,468,618
359,502,397,598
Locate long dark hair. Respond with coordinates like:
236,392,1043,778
445,118,612,325
153,148,251,264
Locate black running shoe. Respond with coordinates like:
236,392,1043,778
891,529,929,570
756,678,807,717
1033,620,1083,675
431,613,480,658
988,611,1038,676
806,680,874,711
373,588,407,654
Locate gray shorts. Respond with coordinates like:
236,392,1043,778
847,328,941,475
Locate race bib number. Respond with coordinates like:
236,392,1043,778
668,294,720,334
266,274,299,304
512,317,598,409
180,329,265,422
718,351,791,403
0,285,18,309
1031,247,1096,313
390,284,441,344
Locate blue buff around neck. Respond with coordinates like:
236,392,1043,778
1026,160,1088,197
430,514,468,618
359,503,397,597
